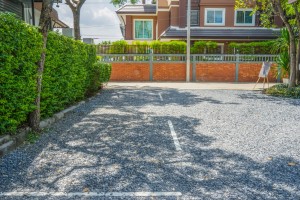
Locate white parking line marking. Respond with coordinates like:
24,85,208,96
0,192,182,197
168,120,182,151
159,93,164,101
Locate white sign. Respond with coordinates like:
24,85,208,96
259,62,272,78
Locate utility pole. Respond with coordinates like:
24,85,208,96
186,0,191,82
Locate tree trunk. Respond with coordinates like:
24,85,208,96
289,38,297,88
29,0,53,131
296,39,300,84
274,0,296,87
293,3,300,85
71,9,81,40
65,0,86,40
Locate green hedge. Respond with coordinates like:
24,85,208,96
191,41,218,54
41,32,97,118
228,41,274,54
86,62,112,96
0,13,111,135
0,12,43,134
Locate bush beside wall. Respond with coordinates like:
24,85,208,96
0,13,43,134
0,13,111,135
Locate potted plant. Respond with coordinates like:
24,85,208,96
277,51,290,84
272,28,290,84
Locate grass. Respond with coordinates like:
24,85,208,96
265,84,300,98
26,131,40,144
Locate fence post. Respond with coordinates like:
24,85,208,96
192,55,196,82
235,54,240,82
149,50,153,81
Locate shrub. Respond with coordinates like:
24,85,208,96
0,13,42,134
132,41,150,54
150,41,186,54
86,62,112,96
228,41,274,54
41,32,97,118
265,84,300,98
191,41,218,54
0,13,109,135
109,40,128,54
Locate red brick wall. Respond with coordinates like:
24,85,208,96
239,63,277,82
153,63,187,81
196,63,236,82
110,62,278,82
110,63,150,81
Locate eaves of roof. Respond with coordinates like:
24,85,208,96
160,27,281,40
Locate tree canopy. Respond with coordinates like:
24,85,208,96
110,0,138,6
236,0,300,87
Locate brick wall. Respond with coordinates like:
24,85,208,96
196,63,236,82
239,63,277,82
153,63,186,81
110,63,150,81
110,62,278,82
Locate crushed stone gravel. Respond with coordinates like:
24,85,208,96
1,88,300,199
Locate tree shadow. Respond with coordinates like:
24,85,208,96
0,88,299,200
238,92,300,106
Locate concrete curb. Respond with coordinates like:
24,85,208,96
0,100,87,157
0,127,31,157
39,101,86,129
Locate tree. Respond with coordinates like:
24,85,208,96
65,0,86,40
236,0,300,88
29,0,54,131
110,0,138,6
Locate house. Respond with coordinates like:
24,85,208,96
116,0,282,53
0,0,68,28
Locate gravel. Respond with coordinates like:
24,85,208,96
1,87,300,199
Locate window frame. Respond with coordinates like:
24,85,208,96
204,8,226,26
133,19,154,40
234,9,255,26
191,10,200,26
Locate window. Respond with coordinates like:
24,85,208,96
191,10,199,26
235,9,255,26
205,8,225,26
134,20,153,39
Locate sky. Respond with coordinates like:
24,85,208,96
55,0,153,44
55,0,124,44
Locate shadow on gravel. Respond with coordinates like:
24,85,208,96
0,88,299,199
108,88,240,108
238,92,300,106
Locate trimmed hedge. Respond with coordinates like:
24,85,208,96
0,12,43,134
86,62,112,96
191,41,218,54
41,32,97,118
228,41,274,54
0,13,111,135
99,40,276,54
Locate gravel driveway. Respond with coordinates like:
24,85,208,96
1,87,300,199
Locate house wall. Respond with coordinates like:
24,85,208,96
125,15,158,40
157,11,170,38
120,0,283,41
199,5,235,27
